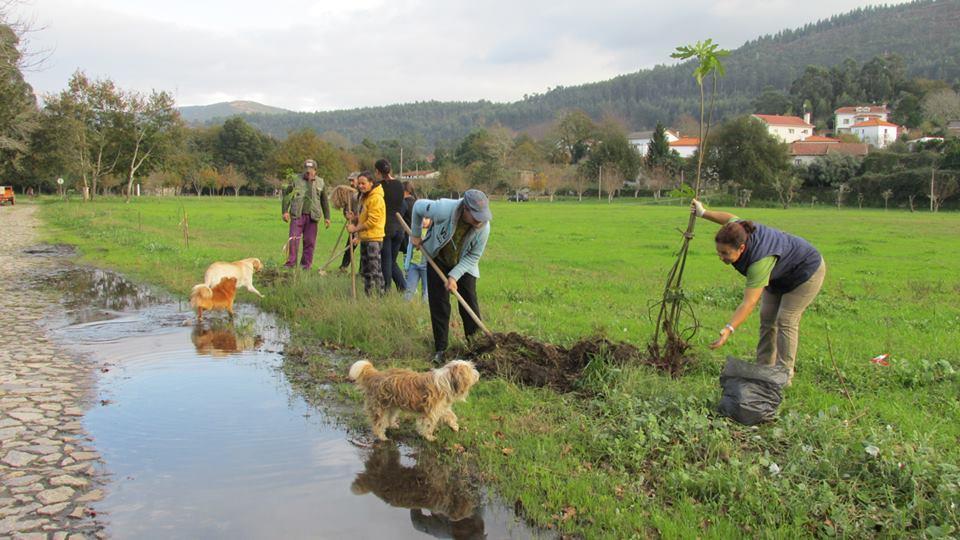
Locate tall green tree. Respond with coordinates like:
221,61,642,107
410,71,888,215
214,117,273,187
119,90,181,201
271,128,347,186
706,115,790,193
0,21,37,182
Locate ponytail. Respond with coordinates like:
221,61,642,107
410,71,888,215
715,220,756,248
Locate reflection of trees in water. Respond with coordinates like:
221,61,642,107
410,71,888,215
46,267,159,313
191,322,263,357
351,444,486,540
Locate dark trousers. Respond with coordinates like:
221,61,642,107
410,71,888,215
380,229,406,292
426,264,480,353
285,214,317,269
339,237,357,269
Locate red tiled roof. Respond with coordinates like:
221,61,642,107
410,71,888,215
751,114,813,127
789,142,869,157
669,137,700,147
835,105,888,114
851,119,899,128
801,135,840,143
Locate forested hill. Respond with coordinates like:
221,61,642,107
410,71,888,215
229,0,960,145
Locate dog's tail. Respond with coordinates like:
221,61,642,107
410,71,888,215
189,284,213,307
348,360,375,382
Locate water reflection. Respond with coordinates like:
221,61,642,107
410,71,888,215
353,444,487,539
191,322,264,357
39,266,160,323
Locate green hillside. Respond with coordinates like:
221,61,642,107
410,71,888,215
179,100,291,123
229,0,960,144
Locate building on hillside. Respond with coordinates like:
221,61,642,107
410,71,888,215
850,119,900,148
834,105,889,132
789,139,869,166
398,169,440,181
908,136,945,148
751,114,814,143
669,137,700,158
628,129,679,156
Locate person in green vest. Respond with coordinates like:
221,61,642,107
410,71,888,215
282,159,331,269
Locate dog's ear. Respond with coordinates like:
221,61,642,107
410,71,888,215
449,365,462,395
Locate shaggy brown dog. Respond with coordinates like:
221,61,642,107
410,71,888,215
348,359,479,441
189,277,238,321
203,258,264,298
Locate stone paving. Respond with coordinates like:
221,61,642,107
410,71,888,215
1,205,103,538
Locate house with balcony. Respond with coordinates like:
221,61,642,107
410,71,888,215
834,105,889,132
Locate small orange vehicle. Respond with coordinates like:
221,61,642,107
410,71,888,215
0,186,14,206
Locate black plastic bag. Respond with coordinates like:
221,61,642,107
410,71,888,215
718,356,789,425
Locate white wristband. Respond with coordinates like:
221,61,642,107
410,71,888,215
724,323,735,334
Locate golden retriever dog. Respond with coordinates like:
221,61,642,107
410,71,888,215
348,359,480,441
203,258,264,298
189,277,238,321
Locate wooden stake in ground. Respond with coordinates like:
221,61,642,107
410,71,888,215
348,198,357,300
395,212,493,339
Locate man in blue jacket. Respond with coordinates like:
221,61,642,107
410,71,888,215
410,190,491,364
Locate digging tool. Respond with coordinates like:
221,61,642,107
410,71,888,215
316,220,348,275
396,212,493,339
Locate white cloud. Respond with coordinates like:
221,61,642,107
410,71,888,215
13,0,912,112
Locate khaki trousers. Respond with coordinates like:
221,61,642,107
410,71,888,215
756,259,826,379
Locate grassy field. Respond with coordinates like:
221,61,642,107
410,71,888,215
38,196,960,538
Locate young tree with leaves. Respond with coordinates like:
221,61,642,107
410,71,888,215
649,39,728,370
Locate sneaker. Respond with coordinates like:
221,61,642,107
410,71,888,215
432,351,446,366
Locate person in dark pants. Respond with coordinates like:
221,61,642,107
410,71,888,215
410,190,492,364
282,159,331,269
375,159,406,293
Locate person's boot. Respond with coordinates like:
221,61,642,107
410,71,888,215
432,350,446,366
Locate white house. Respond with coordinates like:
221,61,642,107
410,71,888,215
751,114,814,143
834,105,889,132
668,137,700,158
628,129,679,157
850,119,900,148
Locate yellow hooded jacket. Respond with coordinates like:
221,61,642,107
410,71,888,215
358,184,385,242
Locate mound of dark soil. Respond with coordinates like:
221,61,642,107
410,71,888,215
462,332,676,392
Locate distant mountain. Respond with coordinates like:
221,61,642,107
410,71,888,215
179,100,291,123
218,0,960,145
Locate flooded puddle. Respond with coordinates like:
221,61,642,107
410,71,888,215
42,265,537,539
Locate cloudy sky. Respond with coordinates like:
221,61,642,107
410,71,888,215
13,0,908,112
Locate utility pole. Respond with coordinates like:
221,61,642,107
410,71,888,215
598,165,602,201
930,167,936,212
400,147,404,180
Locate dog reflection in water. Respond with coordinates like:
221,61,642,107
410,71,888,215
191,323,262,357
351,444,485,539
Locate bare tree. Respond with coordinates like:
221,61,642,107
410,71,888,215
772,173,801,209
600,165,625,203
929,169,959,213
834,183,850,209
881,189,893,210
219,164,247,196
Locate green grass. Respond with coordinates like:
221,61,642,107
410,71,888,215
38,196,960,538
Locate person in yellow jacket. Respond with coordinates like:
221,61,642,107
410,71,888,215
347,171,385,295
